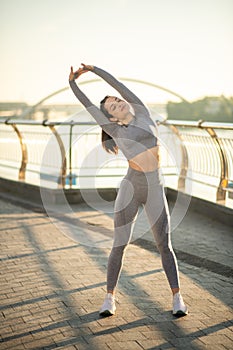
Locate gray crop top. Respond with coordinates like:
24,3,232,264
69,66,158,160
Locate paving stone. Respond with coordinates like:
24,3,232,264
0,197,232,350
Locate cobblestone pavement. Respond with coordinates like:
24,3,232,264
0,196,232,350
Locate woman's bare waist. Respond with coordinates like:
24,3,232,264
128,146,160,172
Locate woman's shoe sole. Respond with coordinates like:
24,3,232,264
173,309,188,317
99,310,114,317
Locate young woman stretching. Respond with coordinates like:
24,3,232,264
69,64,188,317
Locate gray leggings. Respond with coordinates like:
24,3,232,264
107,167,180,291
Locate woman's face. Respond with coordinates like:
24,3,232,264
104,96,130,122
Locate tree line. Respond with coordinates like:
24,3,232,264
167,96,233,123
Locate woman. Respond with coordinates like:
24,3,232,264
69,64,188,317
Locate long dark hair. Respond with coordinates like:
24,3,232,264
100,96,118,154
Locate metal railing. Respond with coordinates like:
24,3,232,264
0,117,232,204
164,120,233,201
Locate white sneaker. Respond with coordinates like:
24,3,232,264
99,293,116,317
173,292,188,317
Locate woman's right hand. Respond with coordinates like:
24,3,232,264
69,65,91,82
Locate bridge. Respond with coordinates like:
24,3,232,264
0,81,233,349
20,77,189,118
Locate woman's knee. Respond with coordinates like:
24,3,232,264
110,244,127,260
157,237,172,255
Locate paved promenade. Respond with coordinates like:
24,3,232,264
0,195,233,350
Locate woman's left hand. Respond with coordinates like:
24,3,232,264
81,63,94,71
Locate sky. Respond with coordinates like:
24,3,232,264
0,0,233,105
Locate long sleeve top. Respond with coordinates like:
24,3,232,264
69,66,158,160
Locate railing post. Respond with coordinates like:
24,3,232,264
166,124,189,191
5,120,28,181
199,123,228,202
68,123,74,188
69,120,74,188
44,122,67,188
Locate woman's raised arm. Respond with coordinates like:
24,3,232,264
68,66,116,134
81,64,149,116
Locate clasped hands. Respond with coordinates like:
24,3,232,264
69,63,94,81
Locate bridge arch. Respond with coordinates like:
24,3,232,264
25,78,189,116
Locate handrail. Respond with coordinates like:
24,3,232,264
0,118,232,204
165,120,233,130
1,117,232,130
0,118,97,126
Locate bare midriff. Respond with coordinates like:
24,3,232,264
128,146,160,172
